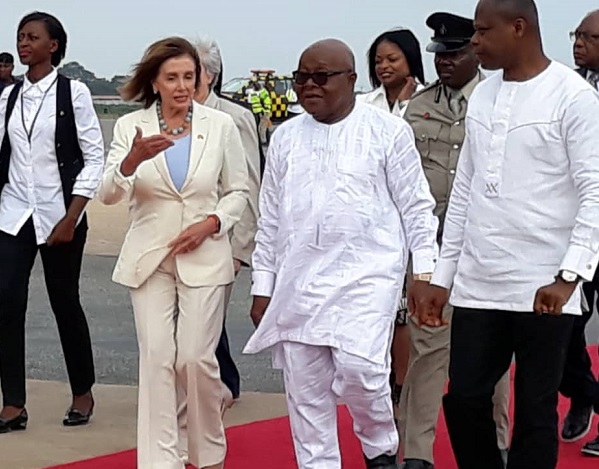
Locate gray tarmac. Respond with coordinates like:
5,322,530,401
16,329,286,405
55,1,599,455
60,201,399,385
25,256,283,392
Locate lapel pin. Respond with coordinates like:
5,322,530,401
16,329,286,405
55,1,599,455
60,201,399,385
424,112,430,119
59,110,65,117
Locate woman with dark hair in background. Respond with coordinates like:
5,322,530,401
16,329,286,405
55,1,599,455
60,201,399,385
358,28,426,426
0,11,104,433
359,28,426,117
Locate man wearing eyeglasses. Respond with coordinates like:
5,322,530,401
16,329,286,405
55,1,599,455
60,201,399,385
243,38,438,469
571,11,599,90
558,9,599,457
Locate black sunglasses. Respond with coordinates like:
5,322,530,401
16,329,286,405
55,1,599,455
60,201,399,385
292,70,351,86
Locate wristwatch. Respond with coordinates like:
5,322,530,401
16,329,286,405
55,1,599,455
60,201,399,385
558,270,579,283
413,273,433,282
207,215,221,234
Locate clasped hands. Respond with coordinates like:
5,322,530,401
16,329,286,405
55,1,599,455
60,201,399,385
409,277,579,327
408,281,449,327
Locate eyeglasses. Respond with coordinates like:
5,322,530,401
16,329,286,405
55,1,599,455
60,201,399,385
570,31,599,43
292,70,351,86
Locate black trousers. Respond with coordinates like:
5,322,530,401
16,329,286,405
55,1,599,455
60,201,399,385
443,308,574,469
559,271,599,410
216,324,240,398
0,218,95,408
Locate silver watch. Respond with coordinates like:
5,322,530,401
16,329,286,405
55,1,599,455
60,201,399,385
559,270,579,283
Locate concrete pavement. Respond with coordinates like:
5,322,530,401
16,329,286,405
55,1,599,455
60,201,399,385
0,381,288,469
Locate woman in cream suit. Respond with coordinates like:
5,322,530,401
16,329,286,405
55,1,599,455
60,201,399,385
98,37,248,469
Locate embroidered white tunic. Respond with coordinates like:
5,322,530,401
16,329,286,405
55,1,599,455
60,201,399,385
431,62,599,315
243,102,438,364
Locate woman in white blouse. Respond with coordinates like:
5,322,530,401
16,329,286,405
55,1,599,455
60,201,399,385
358,28,426,422
0,11,104,433
359,28,426,117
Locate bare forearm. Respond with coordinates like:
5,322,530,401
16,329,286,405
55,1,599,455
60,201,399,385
120,154,140,177
65,195,90,222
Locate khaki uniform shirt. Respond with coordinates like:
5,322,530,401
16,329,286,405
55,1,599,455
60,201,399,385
404,72,482,244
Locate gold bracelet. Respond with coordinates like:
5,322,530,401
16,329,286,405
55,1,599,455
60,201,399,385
413,273,433,282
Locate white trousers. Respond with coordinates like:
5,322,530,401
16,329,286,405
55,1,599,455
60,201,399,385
130,258,227,469
277,342,399,469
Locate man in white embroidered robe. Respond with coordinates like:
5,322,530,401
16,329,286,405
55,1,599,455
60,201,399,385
243,39,438,469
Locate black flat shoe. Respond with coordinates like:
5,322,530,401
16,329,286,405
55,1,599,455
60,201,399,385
561,403,593,442
0,408,28,434
63,399,94,427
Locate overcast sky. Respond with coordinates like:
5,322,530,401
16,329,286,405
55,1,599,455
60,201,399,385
1,0,595,90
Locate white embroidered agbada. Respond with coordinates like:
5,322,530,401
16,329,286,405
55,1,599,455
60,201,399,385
243,101,438,365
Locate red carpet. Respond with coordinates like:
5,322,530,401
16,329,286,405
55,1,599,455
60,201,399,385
46,346,599,469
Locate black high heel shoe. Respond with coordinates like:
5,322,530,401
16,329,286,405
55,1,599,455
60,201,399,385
63,397,94,427
0,408,28,434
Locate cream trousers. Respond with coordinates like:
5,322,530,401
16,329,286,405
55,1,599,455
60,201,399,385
177,283,235,465
130,257,227,469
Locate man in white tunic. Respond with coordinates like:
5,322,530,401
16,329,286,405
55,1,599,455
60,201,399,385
243,39,438,469
420,1,599,468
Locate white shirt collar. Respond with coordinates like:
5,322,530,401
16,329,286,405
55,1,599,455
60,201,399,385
370,85,387,100
22,69,58,94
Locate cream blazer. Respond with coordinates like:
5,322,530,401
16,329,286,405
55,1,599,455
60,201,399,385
97,101,249,289
204,91,260,266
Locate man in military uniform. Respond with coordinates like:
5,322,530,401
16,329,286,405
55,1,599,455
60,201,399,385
398,13,511,469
